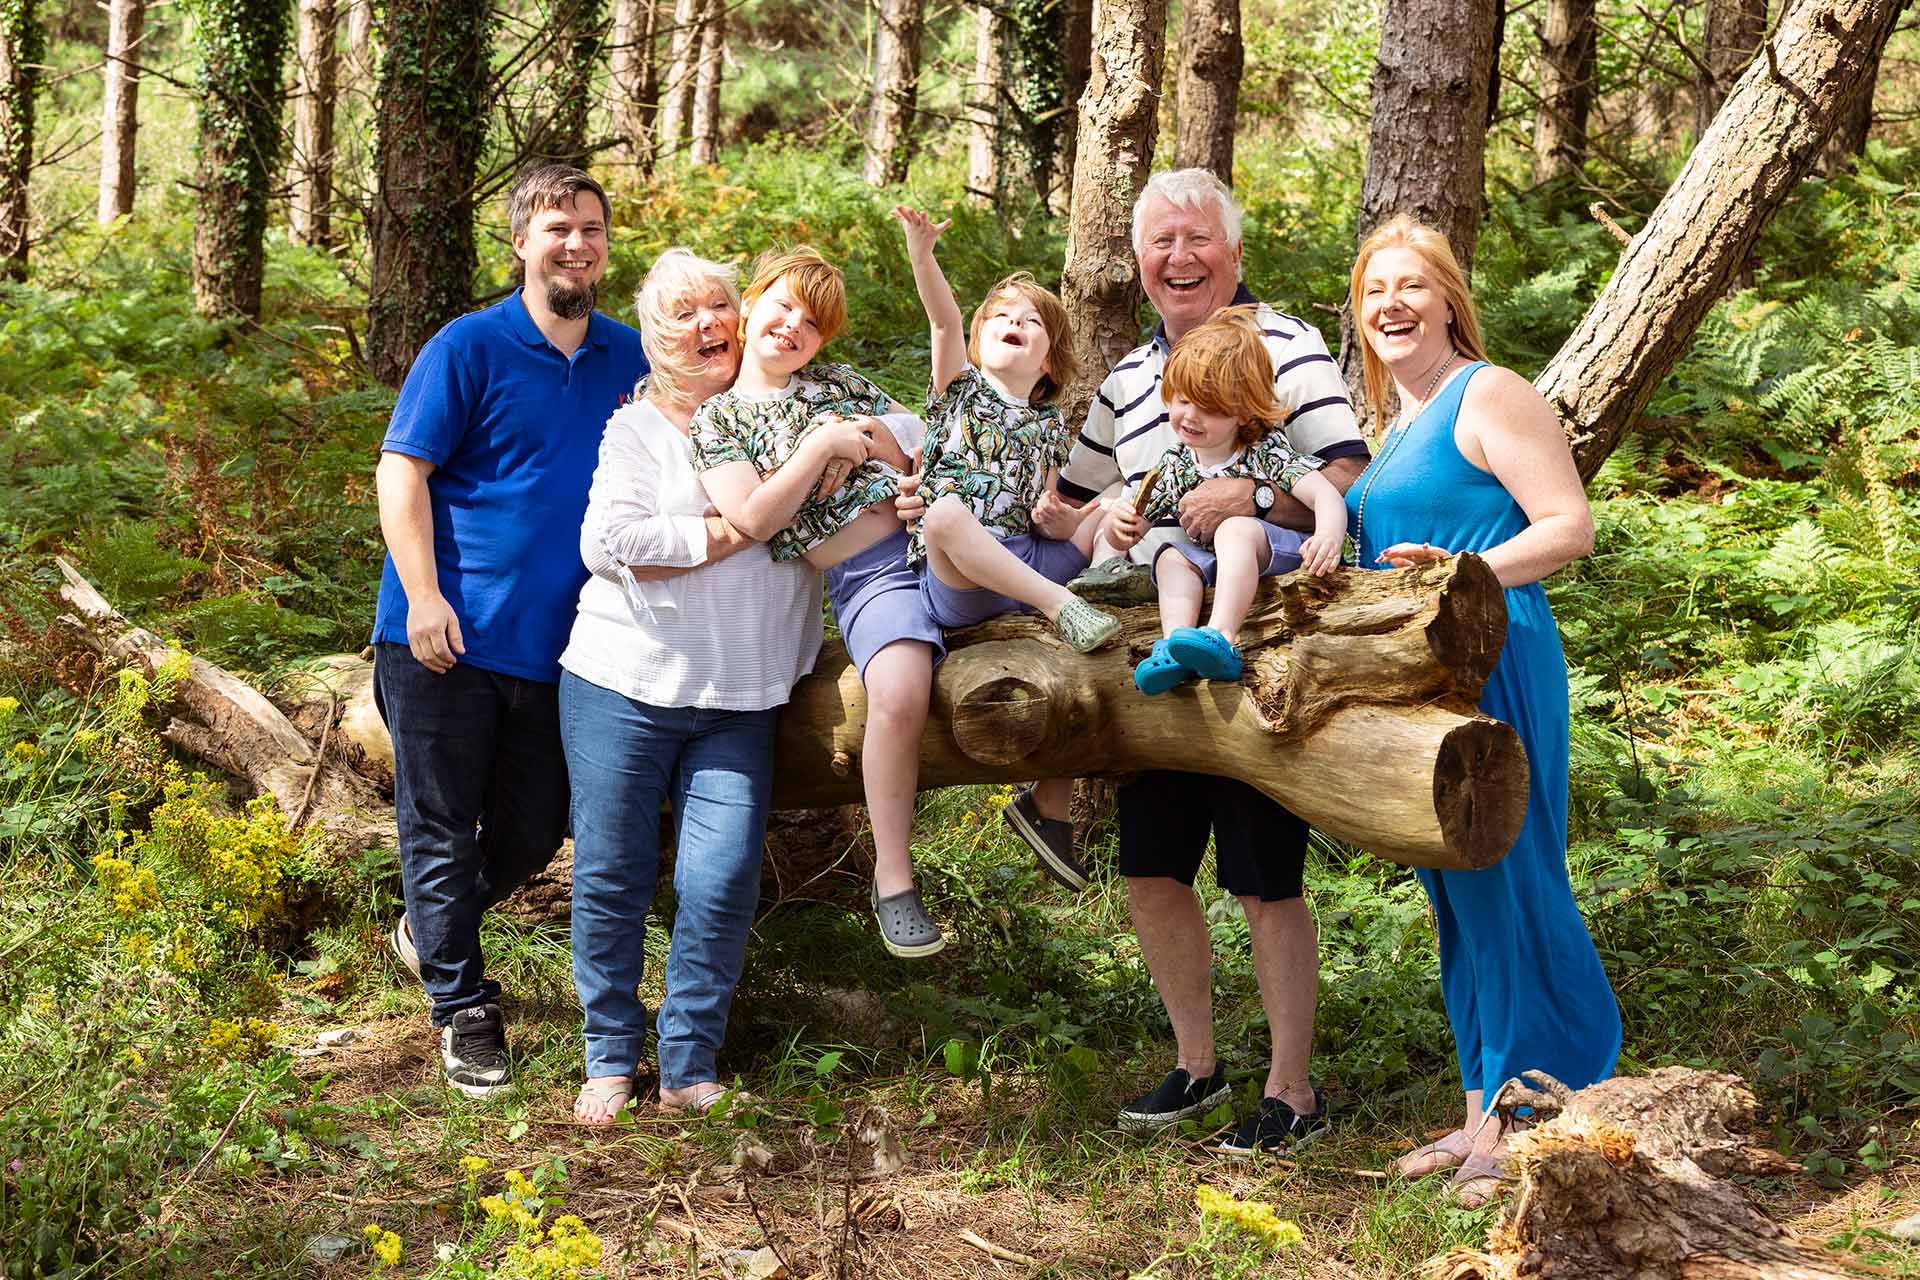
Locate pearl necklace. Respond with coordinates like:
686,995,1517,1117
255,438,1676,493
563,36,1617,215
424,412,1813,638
1354,350,1457,549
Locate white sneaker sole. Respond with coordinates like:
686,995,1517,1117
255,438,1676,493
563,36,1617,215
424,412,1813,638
1117,1082,1232,1133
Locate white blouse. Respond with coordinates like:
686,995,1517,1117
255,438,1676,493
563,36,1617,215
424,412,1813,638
560,398,823,711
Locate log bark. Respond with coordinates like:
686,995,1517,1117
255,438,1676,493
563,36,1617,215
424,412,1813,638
1172,0,1240,183
1530,0,1594,183
0,0,41,281
1540,0,1906,481
861,0,923,186
97,0,144,223
1438,1068,1872,1280
1058,0,1166,427
965,2,1002,208
610,0,661,171
289,0,339,247
688,0,723,165
1695,0,1769,138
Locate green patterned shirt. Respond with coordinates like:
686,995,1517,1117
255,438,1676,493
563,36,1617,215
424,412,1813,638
911,366,1071,563
690,362,901,562
1140,435,1324,544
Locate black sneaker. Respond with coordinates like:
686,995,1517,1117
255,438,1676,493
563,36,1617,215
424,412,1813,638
1117,1066,1231,1132
1002,789,1089,892
1216,1088,1330,1157
440,1004,511,1098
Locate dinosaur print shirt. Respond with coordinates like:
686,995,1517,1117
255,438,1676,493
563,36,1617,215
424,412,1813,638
691,361,904,562
910,365,1072,563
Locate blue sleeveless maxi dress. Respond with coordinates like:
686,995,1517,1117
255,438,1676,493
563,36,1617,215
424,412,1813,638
1346,362,1621,1096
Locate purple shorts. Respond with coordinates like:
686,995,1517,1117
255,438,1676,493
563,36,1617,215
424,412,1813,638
824,526,947,680
1150,522,1307,587
919,533,1091,629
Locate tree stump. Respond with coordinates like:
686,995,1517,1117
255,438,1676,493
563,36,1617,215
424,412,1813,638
1437,1068,1873,1280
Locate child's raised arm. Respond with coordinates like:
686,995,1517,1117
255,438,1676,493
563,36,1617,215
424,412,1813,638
892,205,968,394
1291,468,1348,577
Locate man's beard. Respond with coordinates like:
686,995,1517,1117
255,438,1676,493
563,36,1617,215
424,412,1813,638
547,279,596,321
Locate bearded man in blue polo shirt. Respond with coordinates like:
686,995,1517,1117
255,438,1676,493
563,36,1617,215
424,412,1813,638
371,165,647,1097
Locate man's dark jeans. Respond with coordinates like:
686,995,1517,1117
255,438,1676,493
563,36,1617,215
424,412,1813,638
374,643,569,1026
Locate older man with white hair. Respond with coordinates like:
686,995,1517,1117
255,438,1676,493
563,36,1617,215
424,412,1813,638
1021,169,1368,1154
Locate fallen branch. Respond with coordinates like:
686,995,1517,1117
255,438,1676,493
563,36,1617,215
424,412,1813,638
959,1229,1039,1267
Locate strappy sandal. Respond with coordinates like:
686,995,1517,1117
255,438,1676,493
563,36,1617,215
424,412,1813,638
1448,1147,1515,1208
660,1082,753,1118
573,1076,636,1125
1393,1128,1474,1178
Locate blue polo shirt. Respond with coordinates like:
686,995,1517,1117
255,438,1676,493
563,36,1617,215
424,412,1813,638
372,290,648,682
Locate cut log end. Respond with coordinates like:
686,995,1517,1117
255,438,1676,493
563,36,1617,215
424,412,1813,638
951,673,1054,766
1434,716,1529,870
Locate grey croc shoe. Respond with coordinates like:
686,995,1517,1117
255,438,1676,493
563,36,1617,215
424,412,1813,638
871,884,947,958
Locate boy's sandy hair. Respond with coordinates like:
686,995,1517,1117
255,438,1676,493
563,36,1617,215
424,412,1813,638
1162,305,1281,447
965,273,1078,407
740,246,847,345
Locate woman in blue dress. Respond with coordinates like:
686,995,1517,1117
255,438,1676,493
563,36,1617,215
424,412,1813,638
1345,215,1621,1201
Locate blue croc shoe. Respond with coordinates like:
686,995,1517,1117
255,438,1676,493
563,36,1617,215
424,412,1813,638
1134,638,1195,696
1166,627,1243,681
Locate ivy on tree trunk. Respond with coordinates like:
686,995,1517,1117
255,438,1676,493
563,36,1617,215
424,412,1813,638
188,0,293,319
0,0,44,280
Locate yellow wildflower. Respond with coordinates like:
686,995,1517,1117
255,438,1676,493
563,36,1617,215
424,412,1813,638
459,1155,490,1175
363,1224,402,1267
0,695,17,722
10,740,41,761
1195,1184,1303,1248
504,1167,538,1199
124,932,156,965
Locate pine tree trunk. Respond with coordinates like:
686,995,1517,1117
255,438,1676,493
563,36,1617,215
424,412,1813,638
289,0,338,247
346,0,371,79
0,0,42,279
610,0,661,171
539,0,604,166
97,0,144,223
1173,0,1240,183
1816,40,1878,175
189,0,293,319
654,0,700,156
1058,0,1166,426
1540,0,1906,480
861,0,923,187
1695,0,1768,137
688,0,722,164
366,0,489,386
1052,0,1091,215
965,2,1002,208
1531,0,1594,183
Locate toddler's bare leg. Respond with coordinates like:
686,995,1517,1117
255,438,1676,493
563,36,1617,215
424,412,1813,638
1155,547,1204,637
1205,517,1272,646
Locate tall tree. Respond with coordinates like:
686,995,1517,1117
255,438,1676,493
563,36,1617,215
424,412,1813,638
366,0,490,385
862,0,924,186
1695,0,1767,136
1173,0,1241,182
688,0,723,164
654,0,699,155
188,0,293,318
1531,0,1595,183
1817,39,1878,174
609,0,661,171
1539,0,1905,479
1053,0,1091,213
966,2,1004,207
97,0,144,223
0,0,41,278
538,0,605,166
1058,0,1166,423
346,0,372,77
289,0,339,246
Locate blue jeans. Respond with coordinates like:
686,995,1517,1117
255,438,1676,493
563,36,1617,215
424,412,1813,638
373,643,570,1026
559,672,775,1087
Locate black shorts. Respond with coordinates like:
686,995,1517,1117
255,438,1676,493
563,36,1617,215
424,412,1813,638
1115,770,1307,902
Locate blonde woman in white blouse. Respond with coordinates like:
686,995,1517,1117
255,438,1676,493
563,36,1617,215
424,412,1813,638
558,249,862,1123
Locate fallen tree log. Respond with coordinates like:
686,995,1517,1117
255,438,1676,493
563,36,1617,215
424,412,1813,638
1437,1067,1872,1280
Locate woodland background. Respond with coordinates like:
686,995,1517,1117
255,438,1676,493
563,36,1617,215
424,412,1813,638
0,0,1918,1273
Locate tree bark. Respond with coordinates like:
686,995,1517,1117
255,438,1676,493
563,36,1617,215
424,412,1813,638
188,0,293,320
1695,0,1768,138
965,2,1002,208
1540,0,1906,481
1816,39,1879,175
1058,0,1166,426
345,0,372,79
97,0,144,224
0,0,41,279
289,0,339,247
1053,0,1091,214
1531,0,1595,183
861,0,923,186
1438,1068,1873,1279
654,0,699,156
610,0,661,171
537,0,605,167
688,0,722,165
1173,0,1240,183
365,0,488,386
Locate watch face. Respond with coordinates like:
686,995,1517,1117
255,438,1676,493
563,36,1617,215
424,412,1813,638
1255,484,1275,510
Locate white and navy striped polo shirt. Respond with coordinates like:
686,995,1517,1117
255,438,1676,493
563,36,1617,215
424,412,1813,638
1058,288,1368,563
